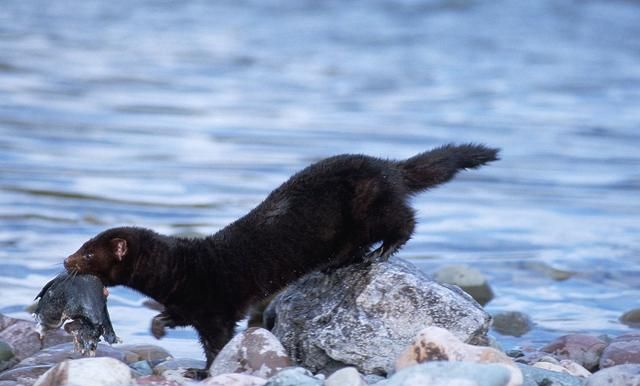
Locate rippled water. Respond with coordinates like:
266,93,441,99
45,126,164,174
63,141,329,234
1,0,639,358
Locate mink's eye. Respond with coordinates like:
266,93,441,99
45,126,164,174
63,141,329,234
84,252,94,260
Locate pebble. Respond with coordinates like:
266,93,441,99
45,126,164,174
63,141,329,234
33,357,132,386
434,264,494,306
130,360,154,376
395,326,522,385
209,327,290,378
263,367,322,386
492,312,533,337
517,364,583,386
585,364,640,386
15,342,139,369
532,360,591,378
152,358,206,376
201,373,267,385
620,309,640,328
599,332,640,368
387,361,517,386
325,367,366,386
116,344,173,366
0,341,15,372
540,334,607,371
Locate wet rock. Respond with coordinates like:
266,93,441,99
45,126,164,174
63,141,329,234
0,380,17,386
395,326,522,384
540,334,607,371
153,358,206,375
209,327,290,378
599,332,640,368
517,364,583,386
130,360,154,376
620,309,640,328
492,311,533,337
202,373,267,385
269,257,490,375
0,341,16,372
263,367,322,386
117,344,172,366
521,262,574,281
387,361,517,386
585,364,640,386
325,367,366,386
0,316,41,361
364,374,387,384
532,360,591,378
15,342,138,369
0,364,52,385
33,357,132,386
434,264,494,305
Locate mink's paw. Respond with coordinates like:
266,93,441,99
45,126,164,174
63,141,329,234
150,314,169,339
183,367,209,380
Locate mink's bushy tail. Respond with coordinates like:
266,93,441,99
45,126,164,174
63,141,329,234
397,143,499,193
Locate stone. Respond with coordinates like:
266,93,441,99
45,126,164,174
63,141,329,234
33,357,132,386
0,381,17,386
364,374,387,384
517,364,583,386
130,360,154,376
585,364,640,386
540,334,607,371
395,326,522,385
134,375,181,385
325,367,366,386
269,257,490,375
599,332,640,368
620,309,640,328
387,361,517,386
263,367,322,386
14,342,139,369
532,360,591,378
0,317,41,361
117,344,173,366
492,312,533,337
209,327,290,378
202,373,267,385
434,264,494,305
0,365,52,385
153,358,206,375
0,341,16,372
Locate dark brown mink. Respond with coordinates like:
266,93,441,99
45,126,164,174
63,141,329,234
64,143,498,375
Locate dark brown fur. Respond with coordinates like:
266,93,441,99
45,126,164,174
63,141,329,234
64,144,498,373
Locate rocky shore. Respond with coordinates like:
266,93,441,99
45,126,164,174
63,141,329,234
1,257,639,386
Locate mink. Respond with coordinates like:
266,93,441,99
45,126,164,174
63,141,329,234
64,143,498,376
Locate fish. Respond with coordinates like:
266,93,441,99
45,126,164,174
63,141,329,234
34,272,119,355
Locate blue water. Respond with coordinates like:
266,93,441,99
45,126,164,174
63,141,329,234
1,0,639,358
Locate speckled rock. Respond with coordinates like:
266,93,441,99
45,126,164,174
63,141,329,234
492,311,533,337
269,257,490,375
0,316,42,362
33,357,132,386
395,326,522,386
620,309,640,328
387,361,517,386
585,364,640,386
209,328,290,378
133,375,181,385
540,334,607,371
0,364,52,385
14,342,138,369
202,373,267,385
434,264,494,306
517,364,583,386
325,367,366,386
117,344,172,366
263,367,322,386
599,332,640,368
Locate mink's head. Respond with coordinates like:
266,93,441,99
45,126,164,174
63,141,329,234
64,227,143,285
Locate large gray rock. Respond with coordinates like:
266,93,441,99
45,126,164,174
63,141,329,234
268,257,491,375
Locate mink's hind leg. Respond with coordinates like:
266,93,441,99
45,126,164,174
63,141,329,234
365,201,416,262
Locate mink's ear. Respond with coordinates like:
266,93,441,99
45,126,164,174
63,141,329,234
111,238,128,261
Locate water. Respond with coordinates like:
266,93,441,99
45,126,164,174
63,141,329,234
1,0,639,359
